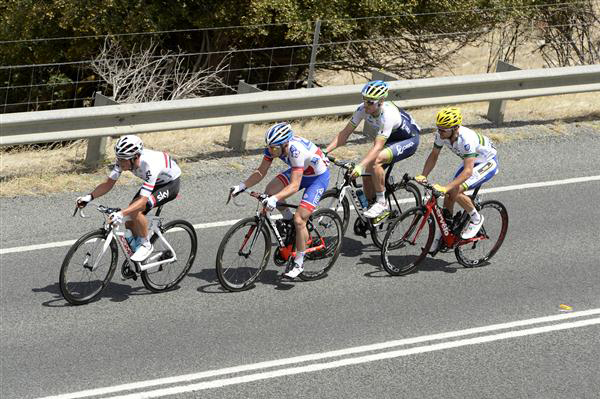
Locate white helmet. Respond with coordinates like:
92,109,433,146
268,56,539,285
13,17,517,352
114,135,143,159
265,122,293,146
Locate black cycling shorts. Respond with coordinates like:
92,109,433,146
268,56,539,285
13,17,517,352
132,177,180,214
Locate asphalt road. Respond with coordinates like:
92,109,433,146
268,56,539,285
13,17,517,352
1,129,599,399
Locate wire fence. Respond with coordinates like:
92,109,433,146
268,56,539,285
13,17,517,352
1,2,598,113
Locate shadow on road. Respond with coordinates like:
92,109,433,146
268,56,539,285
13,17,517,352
33,280,151,307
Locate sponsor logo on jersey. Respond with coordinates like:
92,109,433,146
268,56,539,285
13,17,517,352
145,170,152,180
290,145,300,158
464,144,470,151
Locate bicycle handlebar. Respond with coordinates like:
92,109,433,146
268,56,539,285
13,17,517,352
228,189,297,209
326,154,372,177
73,204,122,219
402,173,446,198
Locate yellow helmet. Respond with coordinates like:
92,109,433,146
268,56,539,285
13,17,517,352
436,107,462,128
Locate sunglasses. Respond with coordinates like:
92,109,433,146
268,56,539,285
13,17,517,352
363,99,378,105
437,127,453,133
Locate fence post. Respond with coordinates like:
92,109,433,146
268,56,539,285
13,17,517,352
84,92,117,168
228,80,263,151
486,60,521,126
307,19,321,89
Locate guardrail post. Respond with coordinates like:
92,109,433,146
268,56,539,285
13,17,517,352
307,19,321,89
486,60,521,126
84,92,117,168
228,80,263,151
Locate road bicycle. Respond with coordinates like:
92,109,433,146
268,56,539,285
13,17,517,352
215,190,343,291
380,175,508,276
59,204,198,305
319,155,422,248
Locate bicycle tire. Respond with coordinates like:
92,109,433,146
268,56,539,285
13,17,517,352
381,207,434,276
216,217,271,291
59,229,118,305
371,181,422,249
298,208,343,281
455,200,508,267
141,220,198,292
319,188,350,235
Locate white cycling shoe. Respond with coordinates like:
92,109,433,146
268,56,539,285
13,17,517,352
363,202,388,219
283,263,304,279
461,215,485,239
131,242,154,262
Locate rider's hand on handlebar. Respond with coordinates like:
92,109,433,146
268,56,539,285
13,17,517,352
432,183,448,194
76,194,93,208
415,175,428,184
108,211,124,225
350,164,364,179
261,195,278,211
230,182,246,197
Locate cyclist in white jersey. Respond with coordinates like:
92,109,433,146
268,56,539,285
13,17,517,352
230,122,330,279
416,107,499,248
76,135,181,263
325,80,420,222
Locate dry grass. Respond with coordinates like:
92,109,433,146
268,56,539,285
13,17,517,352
1,39,599,197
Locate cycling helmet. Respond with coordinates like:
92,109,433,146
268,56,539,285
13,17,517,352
265,122,293,146
436,107,462,128
361,80,389,101
114,135,143,159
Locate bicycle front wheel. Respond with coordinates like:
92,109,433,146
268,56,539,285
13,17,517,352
299,208,343,281
319,188,350,235
216,217,271,291
141,220,198,292
455,200,508,267
371,182,422,248
381,207,434,276
59,229,118,305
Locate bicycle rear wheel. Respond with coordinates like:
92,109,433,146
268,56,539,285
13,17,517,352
319,188,350,235
59,229,118,305
455,200,508,267
381,207,434,276
141,220,198,292
371,181,422,248
216,217,271,291
299,208,343,281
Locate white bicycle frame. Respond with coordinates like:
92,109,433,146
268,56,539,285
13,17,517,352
85,212,177,273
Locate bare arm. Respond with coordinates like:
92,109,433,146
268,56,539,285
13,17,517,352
358,136,386,168
325,122,355,153
274,169,302,201
421,147,441,178
446,157,475,191
243,158,271,189
121,196,147,217
90,178,117,199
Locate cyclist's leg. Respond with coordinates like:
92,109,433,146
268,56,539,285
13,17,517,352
265,170,293,219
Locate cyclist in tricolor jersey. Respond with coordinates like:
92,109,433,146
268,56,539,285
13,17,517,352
75,135,181,262
416,107,499,249
230,122,330,279
325,80,420,223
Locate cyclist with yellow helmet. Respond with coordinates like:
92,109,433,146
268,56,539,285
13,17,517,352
325,80,421,222
416,107,498,249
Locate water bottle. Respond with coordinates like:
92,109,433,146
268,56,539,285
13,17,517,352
356,189,369,210
124,229,140,252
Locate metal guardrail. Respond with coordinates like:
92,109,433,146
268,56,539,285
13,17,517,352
1,64,599,146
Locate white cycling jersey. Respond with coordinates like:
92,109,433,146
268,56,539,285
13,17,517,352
263,136,328,176
434,126,497,163
109,149,181,197
350,102,420,142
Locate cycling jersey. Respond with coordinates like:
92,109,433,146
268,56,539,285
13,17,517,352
434,126,497,163
263,136,328,176
109,149,181,198
350,102,420,142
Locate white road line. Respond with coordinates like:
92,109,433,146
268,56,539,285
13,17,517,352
2,174,599,255
37,309,600,399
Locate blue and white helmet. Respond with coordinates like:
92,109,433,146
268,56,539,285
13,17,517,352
361,80,389,101
265,122,293,146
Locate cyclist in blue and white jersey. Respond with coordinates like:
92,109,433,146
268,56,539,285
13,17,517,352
325,80,420,222
416,107,499,247
230,122,330,279
76,135,181,262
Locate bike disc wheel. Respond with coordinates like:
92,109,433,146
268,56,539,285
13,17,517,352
381,207,434,276
59,229,118,305
455,200,508,267
141,220,198,292
299,208,343,281
216,217,271,291
371,182,422,249
319,189,350,235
